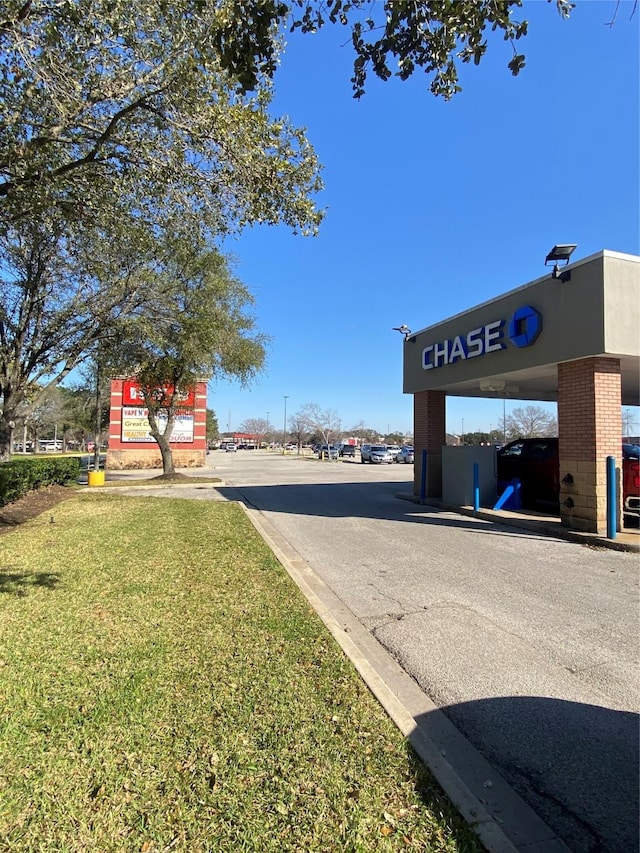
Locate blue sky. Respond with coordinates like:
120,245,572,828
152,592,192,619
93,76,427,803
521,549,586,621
212,0,639,438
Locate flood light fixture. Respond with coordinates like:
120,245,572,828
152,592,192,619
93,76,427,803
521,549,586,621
545,244,577,282
392,324,412,340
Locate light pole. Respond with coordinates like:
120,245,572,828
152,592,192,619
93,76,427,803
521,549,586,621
282,396,289,454
503,398,507,444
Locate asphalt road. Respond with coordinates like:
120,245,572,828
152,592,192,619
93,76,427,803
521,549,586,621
118,450,640,852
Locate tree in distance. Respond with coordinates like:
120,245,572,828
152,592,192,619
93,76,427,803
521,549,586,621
206,409,220,446
298,403,342,452
504,405,558,441
238,418,271,445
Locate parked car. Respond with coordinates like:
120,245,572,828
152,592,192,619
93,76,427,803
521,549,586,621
361,444,394,464
317,444,339,459
225,443,237,452
386,445,402,461
39,440,63,452
340,444,356,457
397,446,415,464
497,438,640,517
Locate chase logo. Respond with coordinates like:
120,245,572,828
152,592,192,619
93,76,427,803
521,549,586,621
422,305,543,370
508,305,542,348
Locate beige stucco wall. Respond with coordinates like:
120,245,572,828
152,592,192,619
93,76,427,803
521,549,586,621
604,253,640,355
403,251,639,399
107,448,206,469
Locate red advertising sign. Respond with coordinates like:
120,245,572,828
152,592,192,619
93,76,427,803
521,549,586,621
122,380,195,407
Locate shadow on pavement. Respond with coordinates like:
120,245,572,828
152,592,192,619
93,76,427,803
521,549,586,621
413,695,639,853
216,481,580,544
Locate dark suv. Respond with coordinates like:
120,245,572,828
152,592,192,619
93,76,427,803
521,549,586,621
340,444,356,457
497,438,640,518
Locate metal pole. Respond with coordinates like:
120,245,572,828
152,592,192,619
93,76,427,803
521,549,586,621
283,396,288,454
606,455,617,539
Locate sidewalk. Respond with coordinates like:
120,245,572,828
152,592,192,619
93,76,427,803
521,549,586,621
397,494,640,553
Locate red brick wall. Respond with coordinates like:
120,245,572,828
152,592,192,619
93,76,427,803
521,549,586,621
413,390,446,497
558,357,621,533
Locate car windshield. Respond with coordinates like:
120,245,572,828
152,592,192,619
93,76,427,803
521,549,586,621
372,446,388,452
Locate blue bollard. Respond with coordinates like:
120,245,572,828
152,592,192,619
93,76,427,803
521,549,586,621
493,478,521,511
473,462,480,513
606,455,617,539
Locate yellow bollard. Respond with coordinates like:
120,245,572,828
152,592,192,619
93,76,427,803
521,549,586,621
88,470,105,487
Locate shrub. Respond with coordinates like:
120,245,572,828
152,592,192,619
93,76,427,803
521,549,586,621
0,457,80,506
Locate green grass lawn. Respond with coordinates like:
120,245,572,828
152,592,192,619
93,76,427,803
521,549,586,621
0,494,483,852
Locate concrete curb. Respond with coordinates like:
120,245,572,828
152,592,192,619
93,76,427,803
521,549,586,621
238,500,572,853
79,480,225,491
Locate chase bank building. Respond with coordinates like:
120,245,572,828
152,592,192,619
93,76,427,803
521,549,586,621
402,249,640,534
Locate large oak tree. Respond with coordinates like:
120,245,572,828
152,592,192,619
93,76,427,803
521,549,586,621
0,0,573,458
0,1,323,458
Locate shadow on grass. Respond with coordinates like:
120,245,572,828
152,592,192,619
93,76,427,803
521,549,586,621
0,570,61,596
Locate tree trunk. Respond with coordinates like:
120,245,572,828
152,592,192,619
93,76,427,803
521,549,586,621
0,416,13,462
156,432,176,475
146,406,176,476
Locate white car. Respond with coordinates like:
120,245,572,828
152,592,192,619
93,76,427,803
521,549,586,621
397,446,415,464
366,445,394,464
225,443,237,452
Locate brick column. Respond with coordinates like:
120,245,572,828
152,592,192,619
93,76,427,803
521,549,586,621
413,390,446,497
558,357,622,533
